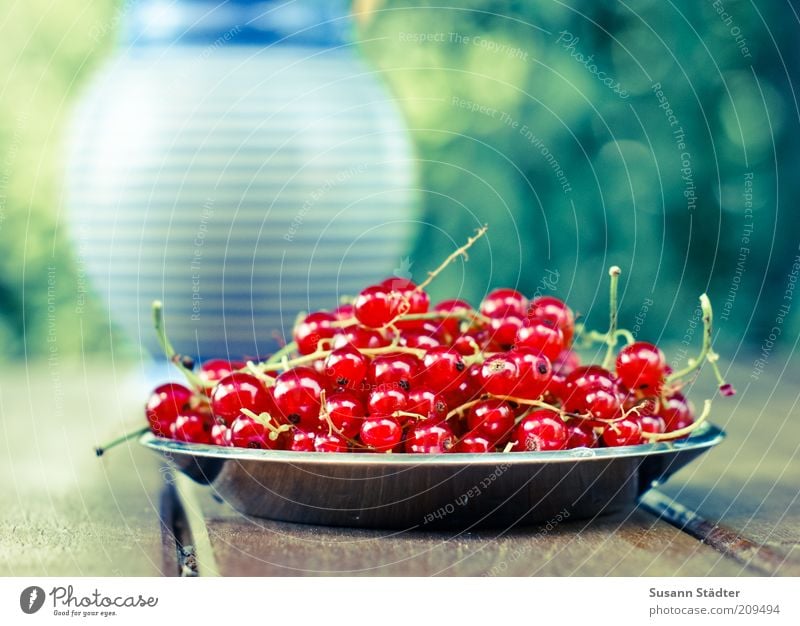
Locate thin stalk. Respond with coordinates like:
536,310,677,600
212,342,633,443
665,293,734,398
601,266,622,370
95,426,150,456
263,340,298,366
415,225,488,292
152,301,207,390
642,399,712,442
255,342,427,374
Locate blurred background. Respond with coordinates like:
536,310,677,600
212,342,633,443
0,0,797,365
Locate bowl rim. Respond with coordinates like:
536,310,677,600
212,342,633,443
139,422,725,466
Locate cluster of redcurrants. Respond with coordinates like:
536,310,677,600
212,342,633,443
145,276,699,454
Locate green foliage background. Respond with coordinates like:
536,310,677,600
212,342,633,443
1,0,797,359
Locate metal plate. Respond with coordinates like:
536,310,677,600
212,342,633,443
141,424,724,529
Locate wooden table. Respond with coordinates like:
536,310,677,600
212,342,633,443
1,362,798,576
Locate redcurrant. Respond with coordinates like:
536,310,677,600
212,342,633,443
615,342,666,392
511,410,567,451
146,383,194,437
359,415,402,451
294,311,336,355
405,422,455,453
211,373,274,426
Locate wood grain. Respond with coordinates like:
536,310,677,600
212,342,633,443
655,365,800,572
0,365,174,576
180,479,745,576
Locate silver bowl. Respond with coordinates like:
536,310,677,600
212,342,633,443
141,424,724,529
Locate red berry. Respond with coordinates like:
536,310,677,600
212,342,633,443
211,373,274,426
581,384,623,421
452,329,487,356
400,331,441,350
552,349,580,377
622,394,659,414
488,313,524,350
146,383,194,437
199,359,246,388
314,432,349,453
354,284,400,328
369,353,420,390
601,416,643,447
210,423,230,446
405,422,455,453
170,412,212,444
566,365,619,391
325,391,365,437
658,394,694,429
444,363,482,408
367,385,408,416
543,373,569,404
288,429,317,451
514,318,564,362
455,431,493,453
422,346,466,391
480,288,528,318
663,418,694,439
466,399,515,445
509,349,552,399
661,400,694,437
360,415,402,451
406,386,448,423
616,342,666,392
272,367,324,429
565,421,598,449
294,311,337,355
511,410,567,451
382,278,430,329
333,325,389,350
528,296,575,346
228,414,276,449
434,299,473,339
479,354,520,396
333,303,354,320
324,344,368,388
639,414,666,435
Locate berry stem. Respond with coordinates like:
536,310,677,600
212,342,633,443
667,295,713,382
601,266,622,370
245,360,276,385
392,310,491,325
615,328,635,345
488,394,565,413
445,398,482,421
574,326,634,350
239,408,291,440
393,410,427,421
264,340,299,366
445,394,569,422
415,225,488,292
95,426,150,456
666,294,734,397
152,301,207,391
642,399,712,441
256,343,427,374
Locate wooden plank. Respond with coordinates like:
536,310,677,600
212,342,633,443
641,490,800,576
0,365,174,576
656,364,800,572
182,481,745,576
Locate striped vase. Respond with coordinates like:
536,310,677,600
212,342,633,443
65,0,417,360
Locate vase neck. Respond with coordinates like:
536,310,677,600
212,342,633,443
122,0,354,47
